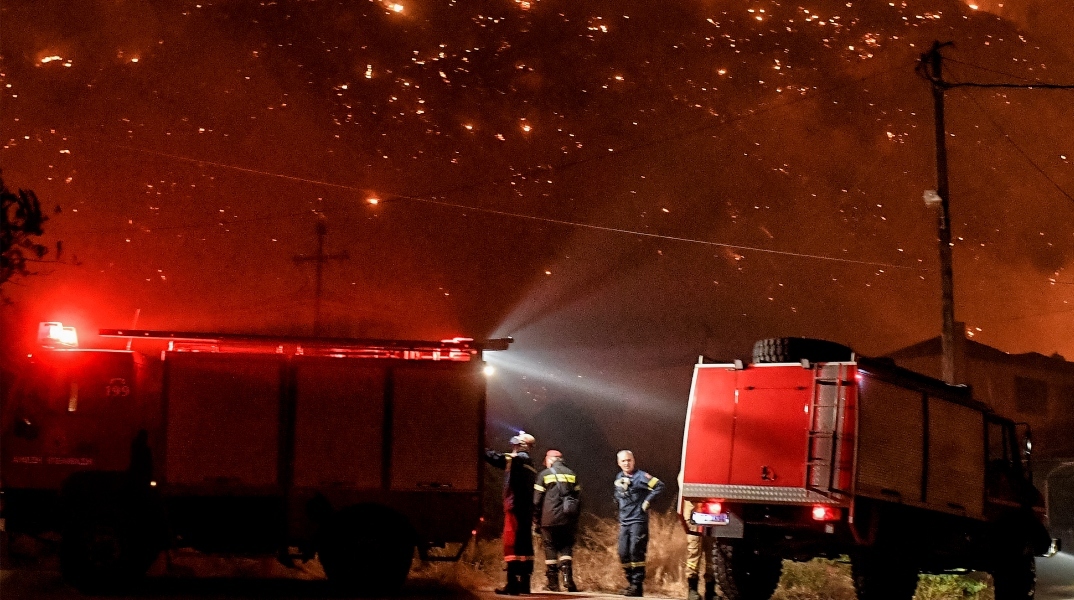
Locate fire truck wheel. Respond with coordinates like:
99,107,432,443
60,516,157,594
990,553,1035,600
318,504,416,596
713,540,782,600
850,549,919,600
59,474,161,594
752,338,853,364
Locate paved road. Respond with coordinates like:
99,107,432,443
1038,552,1074,600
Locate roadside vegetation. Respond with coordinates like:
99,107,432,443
5,509,994,598
417,511,995,600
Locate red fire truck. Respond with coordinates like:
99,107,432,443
678,338,1057,600
1,322,507,593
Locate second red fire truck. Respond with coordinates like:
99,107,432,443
677,337,1057,600
1,322,507,592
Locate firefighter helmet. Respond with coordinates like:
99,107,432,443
510,431,535,448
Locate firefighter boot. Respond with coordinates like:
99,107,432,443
562,561,578,592
687,576,700,600
518,562,533,595
496,563,521,595
619,568,635,595
545,563,561,592
627,567,645,597
704,580,716,600
494,575,520,595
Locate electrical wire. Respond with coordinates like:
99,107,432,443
944,57,1074,86
94,58,923,271
947,64,1074,208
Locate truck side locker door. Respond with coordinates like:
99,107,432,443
682,366,740,486
390,362,483,492
292,357,386,490
164,353,283,490
729,367,814,487
925,396,985,519
855,376,925,504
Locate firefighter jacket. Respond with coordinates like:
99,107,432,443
533,459,580,528
613,469,665,525
485,449,537,514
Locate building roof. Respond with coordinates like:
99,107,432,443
886,336,1074,375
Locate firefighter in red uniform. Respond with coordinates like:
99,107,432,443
485,431,538,595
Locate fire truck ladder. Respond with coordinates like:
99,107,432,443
806,363,852,498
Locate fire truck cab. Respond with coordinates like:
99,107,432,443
678,338,1056,600
2,324,504,593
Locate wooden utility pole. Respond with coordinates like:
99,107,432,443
294,215,349,336
917,42,1074,384
919,41,959,385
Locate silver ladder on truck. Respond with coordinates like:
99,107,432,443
805,362,854,499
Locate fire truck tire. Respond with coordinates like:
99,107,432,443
850,549,919,600
318,504,416,596
990,553,1035,600
713,540,782,600
58,473,162,594
60,512,159,593
752,338,853,364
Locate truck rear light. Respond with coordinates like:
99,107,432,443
696,500,723,514
691,500,729,525
811,505,840,521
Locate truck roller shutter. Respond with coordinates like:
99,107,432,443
926,398,985,519
292,358,386,489
164,353,282,489
856,378,925,503
390,363,482,491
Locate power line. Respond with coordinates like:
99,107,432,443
944,57,1074,87
953,82,1074,207
99,150,922,270
92,59,923,271
382,191,923,270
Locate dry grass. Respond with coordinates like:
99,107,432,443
2,512,998,599
419,511,999,600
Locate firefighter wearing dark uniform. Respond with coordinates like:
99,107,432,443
533,449,581,592
485,431,538,595
613,450,665,597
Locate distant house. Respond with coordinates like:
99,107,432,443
885,333,1074,549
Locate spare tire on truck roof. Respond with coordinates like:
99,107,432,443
752,337,854,364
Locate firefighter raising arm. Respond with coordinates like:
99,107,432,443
484,431,538,595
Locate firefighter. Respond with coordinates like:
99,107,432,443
613,450,665,597
533,449,581,592
683,500,716,600
485,431,538,595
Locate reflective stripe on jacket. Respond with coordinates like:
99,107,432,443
533,459,580,527
613,469,664,525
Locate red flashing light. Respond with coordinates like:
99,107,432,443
811,505,840,521
441,337,475,344
38,322,78,348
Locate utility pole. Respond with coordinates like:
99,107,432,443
918,41,959,385
917,41,1074,384
294,214,349,336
